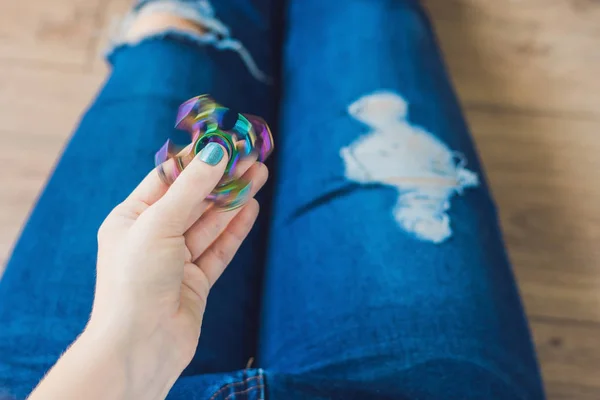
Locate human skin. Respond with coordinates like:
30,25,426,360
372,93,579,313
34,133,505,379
28,141,268,400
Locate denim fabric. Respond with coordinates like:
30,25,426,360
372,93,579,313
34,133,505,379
0,0,545,399
168,369,266,400
0,36,276,400
109,0,275,83
258,1,545,399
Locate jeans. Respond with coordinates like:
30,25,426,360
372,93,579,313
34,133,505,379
0,0,545,399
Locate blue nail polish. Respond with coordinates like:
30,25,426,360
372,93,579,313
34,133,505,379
198,142,224,165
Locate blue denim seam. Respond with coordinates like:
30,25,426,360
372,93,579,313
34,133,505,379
208,376,261,400
223,385,264,400
104,0,272,84
257,369,266,400
208,369,265,400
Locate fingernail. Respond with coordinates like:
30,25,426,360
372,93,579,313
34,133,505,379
197,142,224,166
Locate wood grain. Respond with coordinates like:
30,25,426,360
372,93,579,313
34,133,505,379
544,383,600,400
467,110,600,323
0,1,104,68
0,65,103,135
533,318,600,396
424,0,600,116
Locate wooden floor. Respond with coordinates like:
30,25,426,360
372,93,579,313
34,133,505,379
1,0,599,398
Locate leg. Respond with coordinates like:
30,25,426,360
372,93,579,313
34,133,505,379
259,1,545,399
0,2,277,397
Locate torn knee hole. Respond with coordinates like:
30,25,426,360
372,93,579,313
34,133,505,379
106,0,272,84
122,11,208,43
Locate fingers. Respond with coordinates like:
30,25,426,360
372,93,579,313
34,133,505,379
195,198,260,287
125,142,195,207
185,162,268,261
143,143,229,235
125,169,170,208
231,152,258,179
128,144,256,209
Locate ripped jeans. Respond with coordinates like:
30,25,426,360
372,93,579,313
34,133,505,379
0,0,546,399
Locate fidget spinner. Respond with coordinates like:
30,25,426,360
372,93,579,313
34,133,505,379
155,95,274,211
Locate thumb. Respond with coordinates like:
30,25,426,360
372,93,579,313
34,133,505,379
144,142,228,235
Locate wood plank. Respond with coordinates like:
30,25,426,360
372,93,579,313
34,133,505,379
424,0,600,116
544,382,600,400
0,1,104,68
468,109,600,323
0,64,104,136
532,318,600,394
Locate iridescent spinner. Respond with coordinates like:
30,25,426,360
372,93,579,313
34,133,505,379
155,95,274,211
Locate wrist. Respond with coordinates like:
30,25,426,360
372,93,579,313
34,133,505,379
29,324,181,400
88,300,197,375
77,323,183,398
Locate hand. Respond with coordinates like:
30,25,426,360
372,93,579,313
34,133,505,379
30,143,268,400
93,142,268,365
